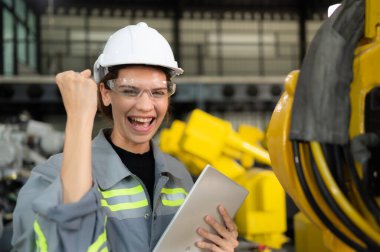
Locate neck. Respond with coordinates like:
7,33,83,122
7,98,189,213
110,131,150,154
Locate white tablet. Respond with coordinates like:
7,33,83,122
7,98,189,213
153,165,249,252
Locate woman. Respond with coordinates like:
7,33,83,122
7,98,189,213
12,22,239,252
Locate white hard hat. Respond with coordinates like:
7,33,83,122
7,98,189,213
93,22,183,83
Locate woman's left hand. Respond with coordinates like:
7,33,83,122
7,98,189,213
195,205,239,252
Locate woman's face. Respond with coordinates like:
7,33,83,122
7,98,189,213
100,65,169,153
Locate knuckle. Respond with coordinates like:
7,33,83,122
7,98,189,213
55,73,63,83
68,71,77,79
233,240,239,248
233,230,239,238
208,217,216,225
203,231,210,239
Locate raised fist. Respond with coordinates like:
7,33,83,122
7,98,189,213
56,69,98,121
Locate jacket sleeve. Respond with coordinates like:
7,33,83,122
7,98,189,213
11,155,108,252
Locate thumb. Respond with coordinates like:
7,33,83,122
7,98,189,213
80,69,92,78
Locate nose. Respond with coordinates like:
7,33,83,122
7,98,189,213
135,91,154,111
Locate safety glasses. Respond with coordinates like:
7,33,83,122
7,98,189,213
106,78,176,99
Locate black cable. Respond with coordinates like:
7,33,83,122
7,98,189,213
333,144,350,198
291,141,367,251
363,159,371,190
342,145,380,226
320,144,338,183
321,143,349,198
308,143,380,251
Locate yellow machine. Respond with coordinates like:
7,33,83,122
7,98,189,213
160,109,287,249
267,0,380,251
294,212,330,252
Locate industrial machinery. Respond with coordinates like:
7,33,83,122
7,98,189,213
267,0,380,251
160,109,287,249
0,113,64,250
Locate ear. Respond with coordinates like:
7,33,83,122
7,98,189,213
99,83,112,106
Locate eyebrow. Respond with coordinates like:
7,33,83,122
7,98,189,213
118,85,139,89
118,84,168,90
151,87,168,90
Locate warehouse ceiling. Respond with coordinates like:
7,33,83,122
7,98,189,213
26,0,340,19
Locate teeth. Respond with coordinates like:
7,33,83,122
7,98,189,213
131,117,152,123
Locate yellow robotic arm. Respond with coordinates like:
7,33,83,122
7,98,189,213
160,110,287,249
267,0,380,251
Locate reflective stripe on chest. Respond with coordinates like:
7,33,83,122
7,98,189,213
98,178,188,219
98,180,149,219
160,187,188,207
99,185,148,211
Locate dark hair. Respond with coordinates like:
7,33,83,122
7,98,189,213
97,64,172,122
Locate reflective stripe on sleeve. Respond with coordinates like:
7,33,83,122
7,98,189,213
33,219,48,252
100,247,109,252
88,216,108,252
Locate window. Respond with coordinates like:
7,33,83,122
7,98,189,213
3,8,14,74
28,33,37,69
15,0,26,22
17,23,27,64
28,10,36,32
2,0,12,8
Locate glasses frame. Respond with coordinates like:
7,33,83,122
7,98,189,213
106,78,176,99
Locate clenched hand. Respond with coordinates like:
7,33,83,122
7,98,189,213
56,69,98,121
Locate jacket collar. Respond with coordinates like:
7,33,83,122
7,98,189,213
151,138,186,180
92,128,185,190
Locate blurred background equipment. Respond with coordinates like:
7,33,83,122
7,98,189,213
160,109,287,250
0,113,64,250
267,0,380,251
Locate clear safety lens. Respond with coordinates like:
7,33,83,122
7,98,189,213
107,78,176,98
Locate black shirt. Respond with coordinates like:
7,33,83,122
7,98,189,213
106,136,155,208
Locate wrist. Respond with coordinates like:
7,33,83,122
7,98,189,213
66,114,95,127
65,116,95,137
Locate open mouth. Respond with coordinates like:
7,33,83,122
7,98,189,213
128,117,155,128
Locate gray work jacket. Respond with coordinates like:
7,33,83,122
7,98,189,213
12,129,194,252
